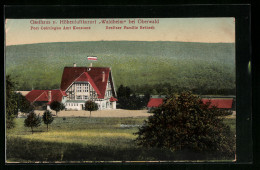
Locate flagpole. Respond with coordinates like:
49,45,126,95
87,56,97,100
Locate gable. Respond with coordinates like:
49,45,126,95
73,72,101,96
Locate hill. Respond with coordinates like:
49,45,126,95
5,41,235,94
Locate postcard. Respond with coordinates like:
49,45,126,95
5,18,237,163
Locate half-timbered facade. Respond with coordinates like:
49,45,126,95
60,66,117,110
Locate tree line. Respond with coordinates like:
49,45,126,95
116,85,150,110
131,82,235,96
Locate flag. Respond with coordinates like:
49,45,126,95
88,56,97,61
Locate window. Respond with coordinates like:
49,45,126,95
83,86,87,92
83,83,89,92
106,90,111,97
77,95,82,100
76,84,82,92
84,96,88,99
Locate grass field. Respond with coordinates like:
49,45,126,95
6,117,236,162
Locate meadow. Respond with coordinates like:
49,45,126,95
6,116,236,162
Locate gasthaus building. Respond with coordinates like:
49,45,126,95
26,64,118,111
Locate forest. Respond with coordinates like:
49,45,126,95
6,41,235,95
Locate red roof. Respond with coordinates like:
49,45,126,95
25,90,47,102
25,89,66,105
201,99,233,109
147,98,164,108
75,72,101,96
146,98,233,109
60,67,111,99
110,97,118,102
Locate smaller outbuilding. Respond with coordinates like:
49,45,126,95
25,89,67,110
201,99,233,109
147,97,234,113
147,98,164,113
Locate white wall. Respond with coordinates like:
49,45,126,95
65,102,85,110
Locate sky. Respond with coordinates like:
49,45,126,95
5,18,235,46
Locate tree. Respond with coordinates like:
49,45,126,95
117,85,149,110
24,111,41,134
16,92,34,113
50,101,65,116
6,75,18,129
42,110,54,132
85,100,98,117
117,85,131,99
135,91,235,157
143,91,151,106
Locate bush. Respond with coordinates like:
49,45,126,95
135,91,235,158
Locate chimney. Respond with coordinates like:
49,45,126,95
73,63,76,67
102,71,105,82
48,91,52,102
